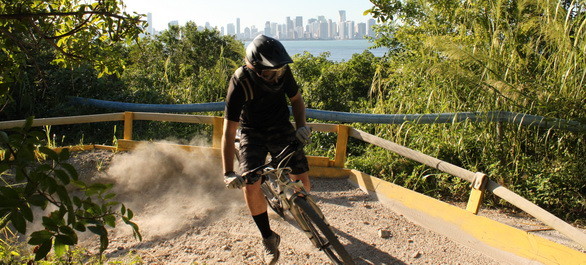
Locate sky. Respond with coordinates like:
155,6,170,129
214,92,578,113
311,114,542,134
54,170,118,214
121,0,377,32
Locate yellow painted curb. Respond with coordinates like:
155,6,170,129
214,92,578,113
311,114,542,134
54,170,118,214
346,169,586,265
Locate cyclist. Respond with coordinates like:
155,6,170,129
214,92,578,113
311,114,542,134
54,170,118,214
221,34,312,265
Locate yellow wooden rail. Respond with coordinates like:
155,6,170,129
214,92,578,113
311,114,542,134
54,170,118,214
1,112,585,258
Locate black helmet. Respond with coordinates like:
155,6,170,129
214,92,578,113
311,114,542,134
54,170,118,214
246,35,293,70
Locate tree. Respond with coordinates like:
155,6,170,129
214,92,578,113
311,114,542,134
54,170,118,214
122,22,244,104
292,51,379,112
0,0,145,112
0,119,141,261
0,0,144,260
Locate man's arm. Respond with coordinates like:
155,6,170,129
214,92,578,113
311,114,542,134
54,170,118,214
289,91,307,129
221,119,240,174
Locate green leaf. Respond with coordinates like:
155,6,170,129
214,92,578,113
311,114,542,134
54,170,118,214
55,234,76,245
55,169,70,185
99,232,109,254
61,163,79,181
127,209,134,219
59,225,75,236
127,220,142,241
120,204,126,215
0,186,20,200
104,193,116,200
38,147,58,161
104,214,116,228
11,211,26,234
42,216,59,232
0,131,9,144
34,239,52,261
29,194,48,208
45,177,58,194
87,225,106,236
72,180,86,188
35,164,53,173
55,185,72,206
23,117,34,131
73,196,82,207
58,148,70,161
29,230,54,245
54,241,67,257
73,222,86,232
0,195,19,207
20,204,34,222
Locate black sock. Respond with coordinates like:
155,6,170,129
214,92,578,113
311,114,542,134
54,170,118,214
252,211,273,239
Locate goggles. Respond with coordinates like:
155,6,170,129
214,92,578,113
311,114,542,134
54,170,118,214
259,65,287,83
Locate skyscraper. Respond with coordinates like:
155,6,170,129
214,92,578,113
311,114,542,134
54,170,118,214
295,16,303,39
264,21,271,37
339,10,347,39
295,16,303,29
227,23,235,36
367,19,376,38
347,21,355,39
236,18,241,36
286,17,294,39
339,22,346,39
357,22,366,39
146,12,154,35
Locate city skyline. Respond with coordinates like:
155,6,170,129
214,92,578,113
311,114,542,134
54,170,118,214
123,0,376,33
144,11,377,41
224,12,377,40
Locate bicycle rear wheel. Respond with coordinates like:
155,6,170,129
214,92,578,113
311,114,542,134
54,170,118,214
292,196,354,265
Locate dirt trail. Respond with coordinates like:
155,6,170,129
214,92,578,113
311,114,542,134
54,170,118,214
69,145,577,264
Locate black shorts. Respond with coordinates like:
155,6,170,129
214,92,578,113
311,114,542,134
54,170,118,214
238,124,309,175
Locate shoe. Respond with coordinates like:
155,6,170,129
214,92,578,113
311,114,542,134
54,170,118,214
262,232,280,265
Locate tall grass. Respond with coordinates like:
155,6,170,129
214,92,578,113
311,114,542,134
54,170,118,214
356,0,586,223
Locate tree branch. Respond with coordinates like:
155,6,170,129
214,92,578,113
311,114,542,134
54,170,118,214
46,13,94,40
0,11,138,21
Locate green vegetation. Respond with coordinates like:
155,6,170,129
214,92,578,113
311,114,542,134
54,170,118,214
358,0,585,222
1,0,585,262
0,0,143,262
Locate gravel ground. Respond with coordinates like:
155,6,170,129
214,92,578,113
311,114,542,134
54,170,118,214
68,144,580,264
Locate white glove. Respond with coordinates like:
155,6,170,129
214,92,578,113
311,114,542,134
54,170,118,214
224,171,245,189
295,126,312,145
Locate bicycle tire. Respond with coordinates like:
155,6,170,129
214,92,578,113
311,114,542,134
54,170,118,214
260,177,285,218
293,196,354,265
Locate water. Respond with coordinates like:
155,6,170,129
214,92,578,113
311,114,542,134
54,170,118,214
245,39,388,62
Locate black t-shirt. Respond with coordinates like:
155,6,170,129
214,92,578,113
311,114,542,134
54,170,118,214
224,65,299,129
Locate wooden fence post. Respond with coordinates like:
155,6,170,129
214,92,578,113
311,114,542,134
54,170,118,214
123,112,134,140
212,117,224,149
466,173,487,214
333,125,349,168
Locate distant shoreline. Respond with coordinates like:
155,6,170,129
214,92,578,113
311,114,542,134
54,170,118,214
242,39,387,61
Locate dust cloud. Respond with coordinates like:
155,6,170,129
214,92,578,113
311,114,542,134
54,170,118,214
102,141,243,239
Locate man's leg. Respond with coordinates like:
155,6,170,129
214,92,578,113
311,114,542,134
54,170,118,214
243,180,268,216
243,181,273,238
243,181,280,265
291,171,311,192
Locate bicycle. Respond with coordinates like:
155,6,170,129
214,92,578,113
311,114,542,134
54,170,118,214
239,140,355,265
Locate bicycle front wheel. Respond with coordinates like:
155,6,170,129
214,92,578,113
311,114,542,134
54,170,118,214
292,196,354,265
